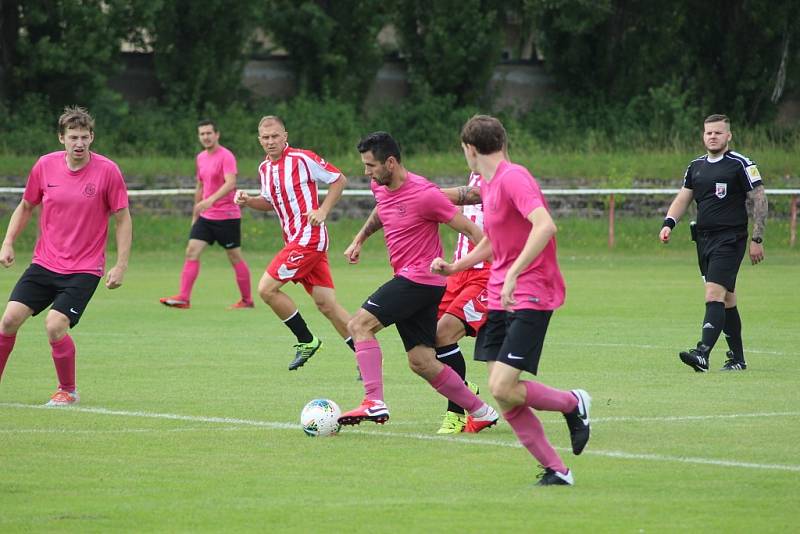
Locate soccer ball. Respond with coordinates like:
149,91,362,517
300,399,342,437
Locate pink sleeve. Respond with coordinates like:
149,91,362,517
22,159,44,206
298,150,341,184
426,186,458,223
106,165,129,212
223,149,238,176
507,171,543,218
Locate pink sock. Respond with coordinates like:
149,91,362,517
50,335,76,392
355,339,383,401
232,260,252,302
523,381,578,413
0,332,17,382
504,404,567,474
430,365,483,413
179,259,200,301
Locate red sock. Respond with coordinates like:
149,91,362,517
355,339,383,401
50,334,76,392
504,404,567,474
430,365,483,413
179,259,200,301
522,381,578,413
233,260,252,302
0,332,17,382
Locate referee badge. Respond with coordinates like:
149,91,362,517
715,182,727,199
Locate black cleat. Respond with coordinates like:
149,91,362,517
536,467,574,486
679,343,709,372
720,351,747,371
288,337,322,370
563,389,592,455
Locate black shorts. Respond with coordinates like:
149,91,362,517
695,229,747,292
9,264,101,328
475,309,553,375
189,217,241,249
362,276,446,352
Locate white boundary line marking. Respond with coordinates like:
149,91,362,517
2,402,799,473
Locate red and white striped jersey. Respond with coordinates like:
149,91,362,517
453,172,488,269
258,144,342,250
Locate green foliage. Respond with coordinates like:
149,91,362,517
263,1,386,106
393,0,504,106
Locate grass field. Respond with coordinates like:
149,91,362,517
1,230,799,532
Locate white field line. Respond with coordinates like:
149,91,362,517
2,402,799,473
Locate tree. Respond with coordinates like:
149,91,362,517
262,1,386,106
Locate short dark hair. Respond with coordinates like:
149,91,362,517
58,106,94,135
704,114,730,125
460,115,506,155
357,131,402,163
197,119,217,131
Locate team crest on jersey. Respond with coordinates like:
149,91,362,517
83,183,97,198
715,182,727,199
396,203,406,216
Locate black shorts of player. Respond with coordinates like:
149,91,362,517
475,309,553,375
695,229,747,292
362,276,446,352
189,216,242,249
9,264,101,328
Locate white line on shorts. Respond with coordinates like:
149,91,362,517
2,402,798,473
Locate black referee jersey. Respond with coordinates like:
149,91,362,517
683,150,763,232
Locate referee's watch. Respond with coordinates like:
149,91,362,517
751,236,763,244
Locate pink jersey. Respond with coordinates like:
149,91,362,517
372,172,458,286
23,151,129,276
453,172,488,270
482,161,565,311
196,145,240,220
259,144,342,251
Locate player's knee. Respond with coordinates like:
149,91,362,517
347,316,367,337
0,313,24,335
313,297,334,317
44,317,68,341
488,378,514,404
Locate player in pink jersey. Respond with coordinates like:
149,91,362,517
235,116,354,371
338,131,499,430
432,115,591,486
160,120,253,310
0,106,132,406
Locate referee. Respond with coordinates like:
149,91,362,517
659,114,767,372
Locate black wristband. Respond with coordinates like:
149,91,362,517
662,217,676,230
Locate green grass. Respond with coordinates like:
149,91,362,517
1,226,798,532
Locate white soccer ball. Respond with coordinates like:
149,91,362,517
300,399,342,437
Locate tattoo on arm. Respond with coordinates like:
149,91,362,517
361,208,383,238
747,186,768,239
455,186,482,206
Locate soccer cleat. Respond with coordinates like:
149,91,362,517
338,399,390,426
437,411,467,434
721,351,747,371
160,295,190,309
288,336,322,370
679,343,710,372
467,381,480,396
227,299,254,310
563,389,592,455
464,405,499,433
536,467,574,486
45,389,80,407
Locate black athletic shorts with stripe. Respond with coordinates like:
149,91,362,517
9,263,101,328
695,228,747,292
361,276,446,352
189,216,241,249
475,309,553,375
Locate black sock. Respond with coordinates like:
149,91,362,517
284,311,313,343
344,337,356,352
436,344,467,414
723,306,745,361
700,301,726,352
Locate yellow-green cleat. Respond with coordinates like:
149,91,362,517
289,336,322,370
437,410,467,434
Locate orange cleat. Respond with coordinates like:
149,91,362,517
227,299,255,310
464,405,499,433
45,389,80,407
338,399,390,426
160,296,190,309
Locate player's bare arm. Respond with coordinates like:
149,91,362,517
196,172,237,218
501,207,557,310
234,190,273,212
106,207,132,289
446,212,483,245
345,206,382,264
308,174,347,226
441,185,482,206
747,185,767,264
0,199,36,268
660,187,693,243
430,236,492,276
